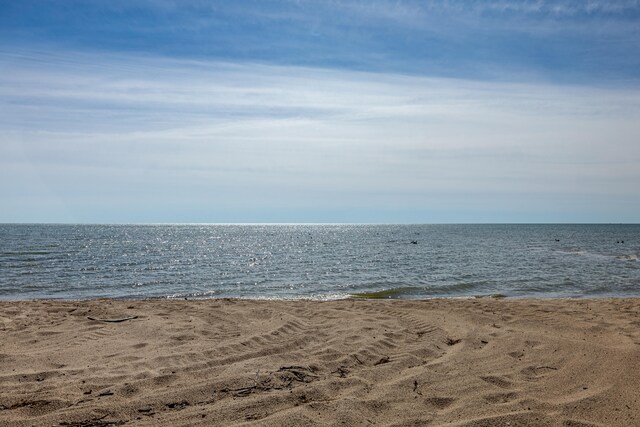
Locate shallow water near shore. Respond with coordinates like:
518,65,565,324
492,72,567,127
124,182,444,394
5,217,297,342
0,224,638,300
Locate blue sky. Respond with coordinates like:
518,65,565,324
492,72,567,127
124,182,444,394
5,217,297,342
1,0,640,223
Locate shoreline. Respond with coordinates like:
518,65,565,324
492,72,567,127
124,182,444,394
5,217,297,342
2,298,639,426
3,293,640,302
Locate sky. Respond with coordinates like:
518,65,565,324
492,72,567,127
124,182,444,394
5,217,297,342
1,0,640,223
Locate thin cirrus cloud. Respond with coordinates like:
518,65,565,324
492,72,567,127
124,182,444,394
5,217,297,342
1,49,639,223
2,1,640,79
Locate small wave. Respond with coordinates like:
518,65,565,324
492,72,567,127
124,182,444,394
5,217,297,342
1,250,51,256
584,289,611,296
433,281,483,294
350,286,421,299
166,290,220,299
554,249,585,255
554,249,618,261
617,254,639,262
241,293,352,301
350,282,489,299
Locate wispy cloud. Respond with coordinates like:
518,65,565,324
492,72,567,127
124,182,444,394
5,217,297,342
3,0,639,82
2,49,639,222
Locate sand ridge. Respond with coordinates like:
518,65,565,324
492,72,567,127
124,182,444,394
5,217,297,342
1,298,639,426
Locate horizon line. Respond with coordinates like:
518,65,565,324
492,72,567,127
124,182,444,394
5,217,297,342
2,222,638,226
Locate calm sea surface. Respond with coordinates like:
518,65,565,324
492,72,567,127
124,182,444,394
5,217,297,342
0,224,638,300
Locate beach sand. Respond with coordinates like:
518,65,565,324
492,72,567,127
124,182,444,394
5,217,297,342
1,298,639,426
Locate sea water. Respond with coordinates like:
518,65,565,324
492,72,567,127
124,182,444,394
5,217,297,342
0,224,638,300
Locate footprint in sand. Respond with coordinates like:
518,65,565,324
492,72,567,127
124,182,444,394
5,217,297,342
484,391,518,404
480,375,513,389
423,396,456,410
520,365,558,380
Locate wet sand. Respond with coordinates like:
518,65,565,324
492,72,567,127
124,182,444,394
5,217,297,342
1,298,639,426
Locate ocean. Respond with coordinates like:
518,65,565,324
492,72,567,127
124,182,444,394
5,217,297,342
0,224,638,300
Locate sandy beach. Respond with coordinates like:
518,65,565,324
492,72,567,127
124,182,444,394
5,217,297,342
1,298,639,426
